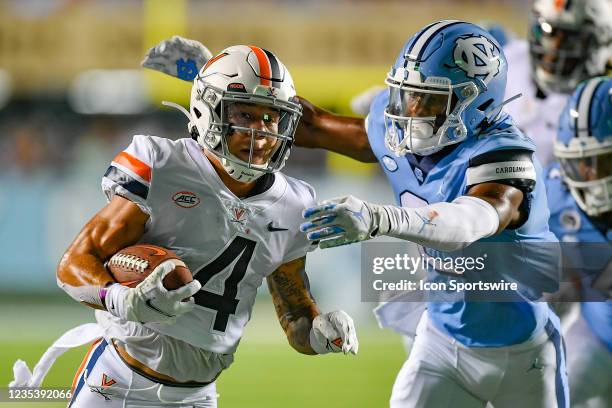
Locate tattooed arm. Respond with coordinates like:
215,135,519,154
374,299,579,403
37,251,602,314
267,256,359,355
267,256,320,355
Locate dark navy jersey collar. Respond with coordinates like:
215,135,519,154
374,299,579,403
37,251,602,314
405,144,458,184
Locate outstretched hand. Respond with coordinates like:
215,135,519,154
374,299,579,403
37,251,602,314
142,35,213,81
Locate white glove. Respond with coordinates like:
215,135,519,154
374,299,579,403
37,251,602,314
141,35,213,82
300,195,389,249
104,260,201,323
309,311,359,355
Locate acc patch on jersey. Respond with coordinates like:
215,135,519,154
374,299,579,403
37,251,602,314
172,191,201,208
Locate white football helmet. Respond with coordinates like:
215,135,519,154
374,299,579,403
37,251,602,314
170,45,301,183
530,0,612,95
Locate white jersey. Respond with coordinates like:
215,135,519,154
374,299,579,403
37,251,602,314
503,39,569,167
99,135,315,381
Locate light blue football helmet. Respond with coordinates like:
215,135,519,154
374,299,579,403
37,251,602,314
555,76,612,216
384,20,510,156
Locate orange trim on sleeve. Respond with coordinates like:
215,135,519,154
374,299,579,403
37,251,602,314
248,46,271,86
113,151,152,182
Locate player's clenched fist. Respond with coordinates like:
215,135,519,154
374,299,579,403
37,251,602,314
103,260,202,324
309,311,359,355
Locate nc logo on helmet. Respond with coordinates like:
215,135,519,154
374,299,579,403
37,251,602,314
453,35,501,84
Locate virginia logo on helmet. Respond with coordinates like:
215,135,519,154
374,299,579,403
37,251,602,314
453,35,501,84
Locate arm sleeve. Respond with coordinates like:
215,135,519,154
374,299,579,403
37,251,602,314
377,196,500,252
101,135,156,215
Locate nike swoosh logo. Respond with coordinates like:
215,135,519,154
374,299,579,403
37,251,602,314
140,245,167,256
267,221,288,232
145,299,175,318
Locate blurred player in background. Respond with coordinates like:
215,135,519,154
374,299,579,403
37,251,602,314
38,45,358,407
545,76,612,408
503,0,612,166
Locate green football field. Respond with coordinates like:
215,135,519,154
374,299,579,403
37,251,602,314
0,295,406,408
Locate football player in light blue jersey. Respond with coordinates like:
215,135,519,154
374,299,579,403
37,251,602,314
298,21,567,407
545,76,612,408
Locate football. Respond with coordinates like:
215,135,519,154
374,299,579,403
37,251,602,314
106,244,193,290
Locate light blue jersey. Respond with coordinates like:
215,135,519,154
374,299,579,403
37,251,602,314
367,90,559,347
545,163,612,352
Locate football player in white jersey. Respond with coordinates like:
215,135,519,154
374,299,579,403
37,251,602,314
50,45,358,408
503,0,612,166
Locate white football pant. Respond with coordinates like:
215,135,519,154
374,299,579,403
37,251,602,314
565,311,612,408
390,311,569,408
68,339,217,408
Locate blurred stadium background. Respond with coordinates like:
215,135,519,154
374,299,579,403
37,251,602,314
0,0,529,406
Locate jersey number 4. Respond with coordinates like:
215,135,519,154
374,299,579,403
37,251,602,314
193,237,257,333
